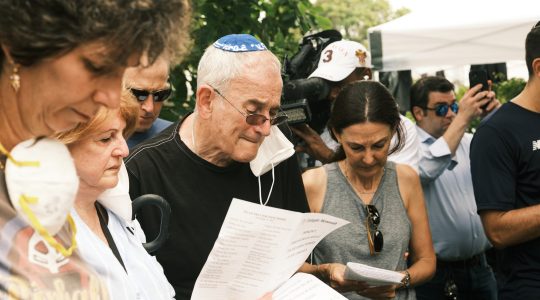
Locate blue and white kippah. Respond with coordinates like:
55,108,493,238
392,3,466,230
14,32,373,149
213,34,267,52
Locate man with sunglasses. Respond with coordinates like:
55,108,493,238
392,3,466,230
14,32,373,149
410,76,499,299
470,22,540,299
125,34,309,299
125,55,173,148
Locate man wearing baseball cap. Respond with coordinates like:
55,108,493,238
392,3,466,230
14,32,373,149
292,40,421,171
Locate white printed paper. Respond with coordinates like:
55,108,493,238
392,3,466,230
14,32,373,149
273,273,347,300
344,262,404,286
191,198,349,300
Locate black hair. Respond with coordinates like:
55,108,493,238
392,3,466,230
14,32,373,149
526,21,540,77
409,76,454,120
328,81,404,162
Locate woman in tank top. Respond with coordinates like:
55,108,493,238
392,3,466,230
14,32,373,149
300,81,435,299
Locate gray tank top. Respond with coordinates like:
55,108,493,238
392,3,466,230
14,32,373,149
313,161,415,300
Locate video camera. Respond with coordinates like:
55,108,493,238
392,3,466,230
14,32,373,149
280,30,342,134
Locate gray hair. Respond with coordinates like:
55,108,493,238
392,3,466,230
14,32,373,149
197,45,281,93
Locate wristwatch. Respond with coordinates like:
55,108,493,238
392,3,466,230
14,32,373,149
401,270,411,288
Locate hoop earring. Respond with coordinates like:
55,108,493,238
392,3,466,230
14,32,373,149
9,63,20,93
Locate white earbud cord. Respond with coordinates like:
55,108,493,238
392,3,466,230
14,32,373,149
258,163,275,206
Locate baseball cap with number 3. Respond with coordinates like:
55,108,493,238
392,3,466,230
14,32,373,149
308,40,372,82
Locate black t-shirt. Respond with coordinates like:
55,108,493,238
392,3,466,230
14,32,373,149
125,116,309,299
470,102,540,298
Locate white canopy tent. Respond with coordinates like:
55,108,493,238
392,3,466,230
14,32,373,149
368,0,540,72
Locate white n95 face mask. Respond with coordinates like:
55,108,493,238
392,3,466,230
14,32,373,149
250,125,295,177
4,138,79,256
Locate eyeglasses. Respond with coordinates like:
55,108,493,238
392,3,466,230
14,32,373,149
129,85,173,103
365,204,383,255
422,102,459,117
210,85,288,126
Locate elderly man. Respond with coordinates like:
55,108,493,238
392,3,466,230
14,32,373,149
125,34,309,299
470,21,540,299
410,76,498,299
125,55,173,148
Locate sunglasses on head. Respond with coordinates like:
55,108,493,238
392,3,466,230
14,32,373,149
422,102,459,117
365,204,383,255
129,86,173,103
209,85,288,126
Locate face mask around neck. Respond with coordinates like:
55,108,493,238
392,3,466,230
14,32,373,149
250,125,295,177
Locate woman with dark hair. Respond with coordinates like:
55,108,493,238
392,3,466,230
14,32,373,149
0,0,190,298
302,81,435,299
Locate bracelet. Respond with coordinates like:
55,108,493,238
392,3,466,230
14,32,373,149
401,270,411,288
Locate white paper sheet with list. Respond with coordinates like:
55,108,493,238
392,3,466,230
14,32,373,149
191,198,349,300
273,273,347,300
344,262,405,286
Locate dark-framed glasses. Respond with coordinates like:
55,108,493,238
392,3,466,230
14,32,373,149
129,84,173,103
365,204,383,255
422,102,459,117
210,85,288,126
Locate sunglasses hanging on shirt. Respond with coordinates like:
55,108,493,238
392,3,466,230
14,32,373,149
365,204,383,255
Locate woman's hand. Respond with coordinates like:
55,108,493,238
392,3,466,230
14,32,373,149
356,283,400,300
319,263,360,292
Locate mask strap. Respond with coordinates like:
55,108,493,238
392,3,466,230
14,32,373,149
19,195,78,257
0,142,40,167
258,163,275,206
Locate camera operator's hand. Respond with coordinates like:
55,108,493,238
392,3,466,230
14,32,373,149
291,124,335,164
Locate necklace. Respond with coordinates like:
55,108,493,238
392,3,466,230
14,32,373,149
342,162,385,195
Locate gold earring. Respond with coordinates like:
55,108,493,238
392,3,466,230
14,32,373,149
9,64,20,93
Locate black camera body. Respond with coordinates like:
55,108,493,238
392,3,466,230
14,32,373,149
280,30,342,134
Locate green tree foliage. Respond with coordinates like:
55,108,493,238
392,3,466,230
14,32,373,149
314,0,409,45
162,0,330,121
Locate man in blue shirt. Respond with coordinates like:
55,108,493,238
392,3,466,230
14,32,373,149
126,55,173,148
470,22,540,299
410,76,499,299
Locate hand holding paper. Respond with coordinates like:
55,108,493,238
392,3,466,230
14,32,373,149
344,262,404,286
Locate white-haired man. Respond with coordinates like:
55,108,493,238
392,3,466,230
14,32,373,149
125,34,309,299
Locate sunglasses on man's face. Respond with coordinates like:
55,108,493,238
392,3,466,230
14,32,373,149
423,102,459,117
365,204,383,255
210,85,288,126
129,86,173,103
